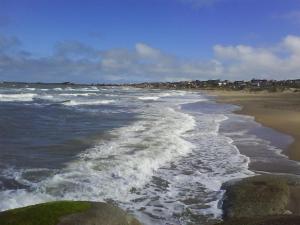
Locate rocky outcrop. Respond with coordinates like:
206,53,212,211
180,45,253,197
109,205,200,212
222,175,290,218
215,174,300,225
58,202,141,225
216,215,300,225
0,201,142,225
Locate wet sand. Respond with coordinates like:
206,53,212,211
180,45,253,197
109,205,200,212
208,90,300,224
208,90,300,161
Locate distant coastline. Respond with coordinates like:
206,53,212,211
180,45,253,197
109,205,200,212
2,78,300,90
126,79,300,92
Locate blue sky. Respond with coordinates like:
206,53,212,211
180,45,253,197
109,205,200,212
0,0,300,83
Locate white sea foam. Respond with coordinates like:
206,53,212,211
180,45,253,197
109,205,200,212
128,111,253,223
0,88,255,225
59,93,97,97
138,96,160,101
159,91,186,97
0,190,55,210
37,95,54,100
64,99,115,106
64,87,76,91
45,106,195,200
0,100,197,211
76,87,99,92
0,93,37,102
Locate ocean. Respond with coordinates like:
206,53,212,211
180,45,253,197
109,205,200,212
0,83,299,225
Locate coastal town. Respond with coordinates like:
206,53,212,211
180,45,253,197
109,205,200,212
2,79,300,92
128,79,300,91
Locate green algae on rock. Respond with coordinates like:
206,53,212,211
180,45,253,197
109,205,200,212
0,201,91,225
0,201,142,225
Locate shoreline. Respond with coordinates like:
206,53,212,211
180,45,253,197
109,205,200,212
207,90,300,162
204,90,300,224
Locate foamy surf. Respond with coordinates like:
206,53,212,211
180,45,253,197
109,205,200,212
63,99,115,106
0,93,37,102
138,96,160,100
59,93,97,97
0,86,255,225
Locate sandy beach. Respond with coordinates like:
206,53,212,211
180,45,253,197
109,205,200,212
209,90,300,161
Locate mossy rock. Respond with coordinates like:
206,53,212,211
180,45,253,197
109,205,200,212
215,215,300,225
222,175,290,219
0,201,142,225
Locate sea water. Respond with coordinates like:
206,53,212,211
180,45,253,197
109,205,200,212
0,83,298,224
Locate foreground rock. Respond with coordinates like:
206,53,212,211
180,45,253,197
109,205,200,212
216,215,300,225
216,174,300,225
0,201,142,225
222,175,290,218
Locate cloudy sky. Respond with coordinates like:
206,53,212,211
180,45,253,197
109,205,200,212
0,0,300,83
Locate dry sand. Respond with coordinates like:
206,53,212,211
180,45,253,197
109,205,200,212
208,90,300,161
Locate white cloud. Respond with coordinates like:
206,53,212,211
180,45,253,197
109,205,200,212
283,35,300,54
0,37,222,82
100,43,221,81
135,43,161,59
214,35,300,79
1,34,300,83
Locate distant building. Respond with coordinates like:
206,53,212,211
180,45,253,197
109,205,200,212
234,81,246,86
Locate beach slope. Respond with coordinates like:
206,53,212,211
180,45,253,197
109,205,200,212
211,91,300,161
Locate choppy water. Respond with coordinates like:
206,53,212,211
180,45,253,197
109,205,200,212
0,83,299,225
